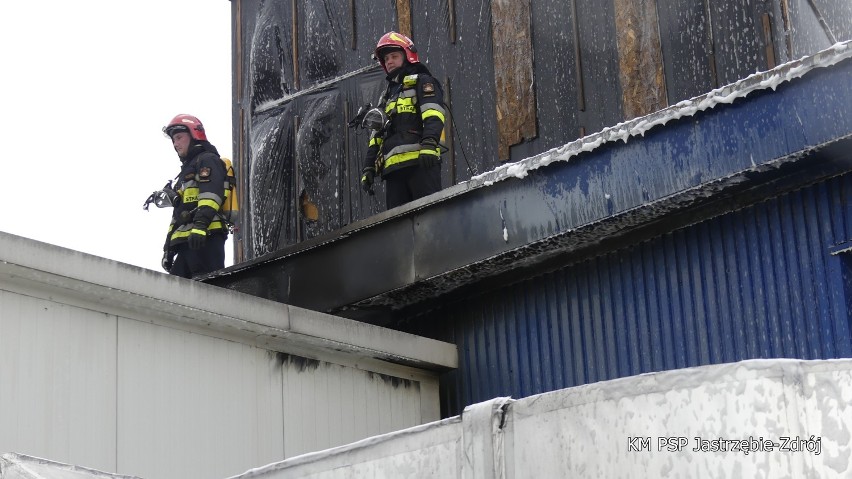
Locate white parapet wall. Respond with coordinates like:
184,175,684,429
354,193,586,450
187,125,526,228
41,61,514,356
0,453,142,479
0,231,457,479
231,358,852,478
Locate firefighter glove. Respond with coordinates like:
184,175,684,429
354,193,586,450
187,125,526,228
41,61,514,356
161,250,175,272
361,166,376,195
188,228,207,250
419,138,440,168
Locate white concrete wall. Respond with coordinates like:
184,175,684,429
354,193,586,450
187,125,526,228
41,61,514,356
0,232,457,479
233,359,852,478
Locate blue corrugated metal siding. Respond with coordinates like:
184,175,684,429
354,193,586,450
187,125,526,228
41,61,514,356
416,174,852,417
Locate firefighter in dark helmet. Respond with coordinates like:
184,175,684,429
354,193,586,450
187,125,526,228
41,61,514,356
360,32,446,209
161,114,227,278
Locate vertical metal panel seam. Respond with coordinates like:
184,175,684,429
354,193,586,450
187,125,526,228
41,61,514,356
656,234,678,367
641,240,664,370
686,225,711,365
527,277,550,394
791,187,822,358
553,268,575,387
810,182,839,357
526,280,544,394
480,297,495,402
786,190,808,358
695,221,721,364
806,183,832,356
765,194,796,357
478,300,494,401
544,271,562,389
618,249,640,376
493,291,511,395
548,274,565,390
755,200,784,358
828,177,852,355
739,206,761,359
632,246,651,374
567,266,587,386
678,228,702,366
600,255,621,379
508,287,525,397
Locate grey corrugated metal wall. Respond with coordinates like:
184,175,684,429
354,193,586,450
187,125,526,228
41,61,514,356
399,173,852,417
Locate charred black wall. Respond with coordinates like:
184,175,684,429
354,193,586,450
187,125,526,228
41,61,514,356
229,0,850,261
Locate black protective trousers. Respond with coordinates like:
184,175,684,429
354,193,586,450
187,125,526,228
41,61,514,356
384,162,442,210
169,233,227,279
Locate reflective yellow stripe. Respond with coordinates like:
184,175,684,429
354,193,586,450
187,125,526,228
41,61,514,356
395,96,416,114
369,136,382,147
190,228,207,236
198,199,220,210
169,221,225,241
181,186,200,203
384,150,420,168
422,110,445,122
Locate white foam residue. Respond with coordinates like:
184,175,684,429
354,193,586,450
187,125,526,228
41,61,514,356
223,359,852,478
538,152,554,167
500,208,509,242
758,74,784,91
506,162,529,179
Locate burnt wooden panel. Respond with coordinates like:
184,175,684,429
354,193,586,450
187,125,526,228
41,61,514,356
491,0,537,161
614,0,667,119
397,0,411,37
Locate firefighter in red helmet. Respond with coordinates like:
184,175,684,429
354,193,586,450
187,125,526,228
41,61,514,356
161,114,227,278
360,32,446,209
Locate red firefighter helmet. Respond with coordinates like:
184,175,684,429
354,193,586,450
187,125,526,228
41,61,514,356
374,32,419,73
163,114,207,141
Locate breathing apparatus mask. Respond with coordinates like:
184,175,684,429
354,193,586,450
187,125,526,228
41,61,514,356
348,103,388,133
143,181,179,211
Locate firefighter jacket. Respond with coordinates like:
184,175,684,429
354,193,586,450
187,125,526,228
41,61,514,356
364,64,446,176
165,142,227,250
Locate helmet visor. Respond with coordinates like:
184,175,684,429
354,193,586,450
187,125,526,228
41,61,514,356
163,124,190,138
